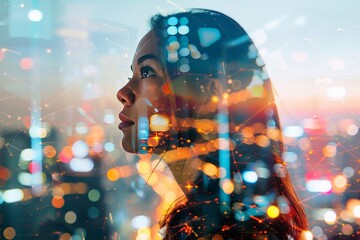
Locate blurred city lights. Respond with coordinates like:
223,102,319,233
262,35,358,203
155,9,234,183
3,189,24,203
324,210,337,224
242,171,258,183
69,158,94,172
131,215,151,229
267,205,280,218
283,125,304,138
326,86,347,101
64,211,77,224
306,180,332,193
27,9,43,22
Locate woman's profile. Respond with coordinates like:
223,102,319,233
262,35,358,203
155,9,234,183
117,8,308,239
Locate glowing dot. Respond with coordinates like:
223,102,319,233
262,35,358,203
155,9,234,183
64,211,77,224
60,146,73,163
103,113,115,124
300,230,313,240
107,168,120,181
179,64,190,72
3,189,24,203
131,215,150,229
72,140,89,158
52,197,65,208
353,206,360,218
202,163,217,177
3,227,16,239
43,145,56,158
282,151,297,163
27,9,43,22
20,148,34,161
322,143,337,157
217,167,227,178
326,86,347,100
220,179,234,194
137,161,150,174
60,233,72,240
283,125,304,138
148,135,160,147
88,189,101,202
343,167,354,178
179,47,190,56
211,96,219,103
28,161,41,173
46,48,51,54
306,180,332,193
334,175,347,188
255,135,270,147
212,234,223,240
167,51,178,63
324,210,337,224
267,205,280,218
104,142,115,152
342,224,353,235
167,17,178,26
88,207,100,219
167,26,177,35
149,114,170,132
243,171,258,183
179,17,188,25
347,124,358,136
75,122,88,134
69,158,94,172
256,167,270,179
178,25,189,35
20,57,33,70
37,128,47,138
311,226,323,238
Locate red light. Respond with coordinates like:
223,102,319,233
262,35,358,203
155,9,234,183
20,57,33,70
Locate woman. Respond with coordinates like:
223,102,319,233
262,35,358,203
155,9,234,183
117,9,308,239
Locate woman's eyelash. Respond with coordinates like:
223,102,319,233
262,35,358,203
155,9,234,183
140,66,155,79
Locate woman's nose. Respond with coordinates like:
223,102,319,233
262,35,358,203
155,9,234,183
117,86,135,106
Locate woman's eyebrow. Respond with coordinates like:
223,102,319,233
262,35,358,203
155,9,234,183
130,54,160,72
137,54,160,65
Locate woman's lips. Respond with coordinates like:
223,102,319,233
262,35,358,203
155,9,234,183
118,113,134,130
118,121,134,130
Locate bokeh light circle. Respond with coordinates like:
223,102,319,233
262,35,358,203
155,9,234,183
64,211,77,224
343,166,354,178
27,9,43,22
87,207,100,219
88,189,101,202
267,205,280,218
19,57,33,70
3,227,16,239
324,210,337,224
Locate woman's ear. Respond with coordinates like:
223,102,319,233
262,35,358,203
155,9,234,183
206,79,224,103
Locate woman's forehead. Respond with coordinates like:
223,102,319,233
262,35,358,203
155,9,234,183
133,30,160,61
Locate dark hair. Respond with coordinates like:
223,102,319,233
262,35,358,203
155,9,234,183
150,9,307,239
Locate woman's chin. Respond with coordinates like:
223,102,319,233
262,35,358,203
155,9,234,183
121,137,137,153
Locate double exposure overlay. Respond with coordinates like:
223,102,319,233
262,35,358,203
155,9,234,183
0,1,359,240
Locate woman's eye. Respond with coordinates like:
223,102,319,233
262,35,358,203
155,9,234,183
140,66,155,79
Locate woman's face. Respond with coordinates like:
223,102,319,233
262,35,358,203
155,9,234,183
117,30,171,153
